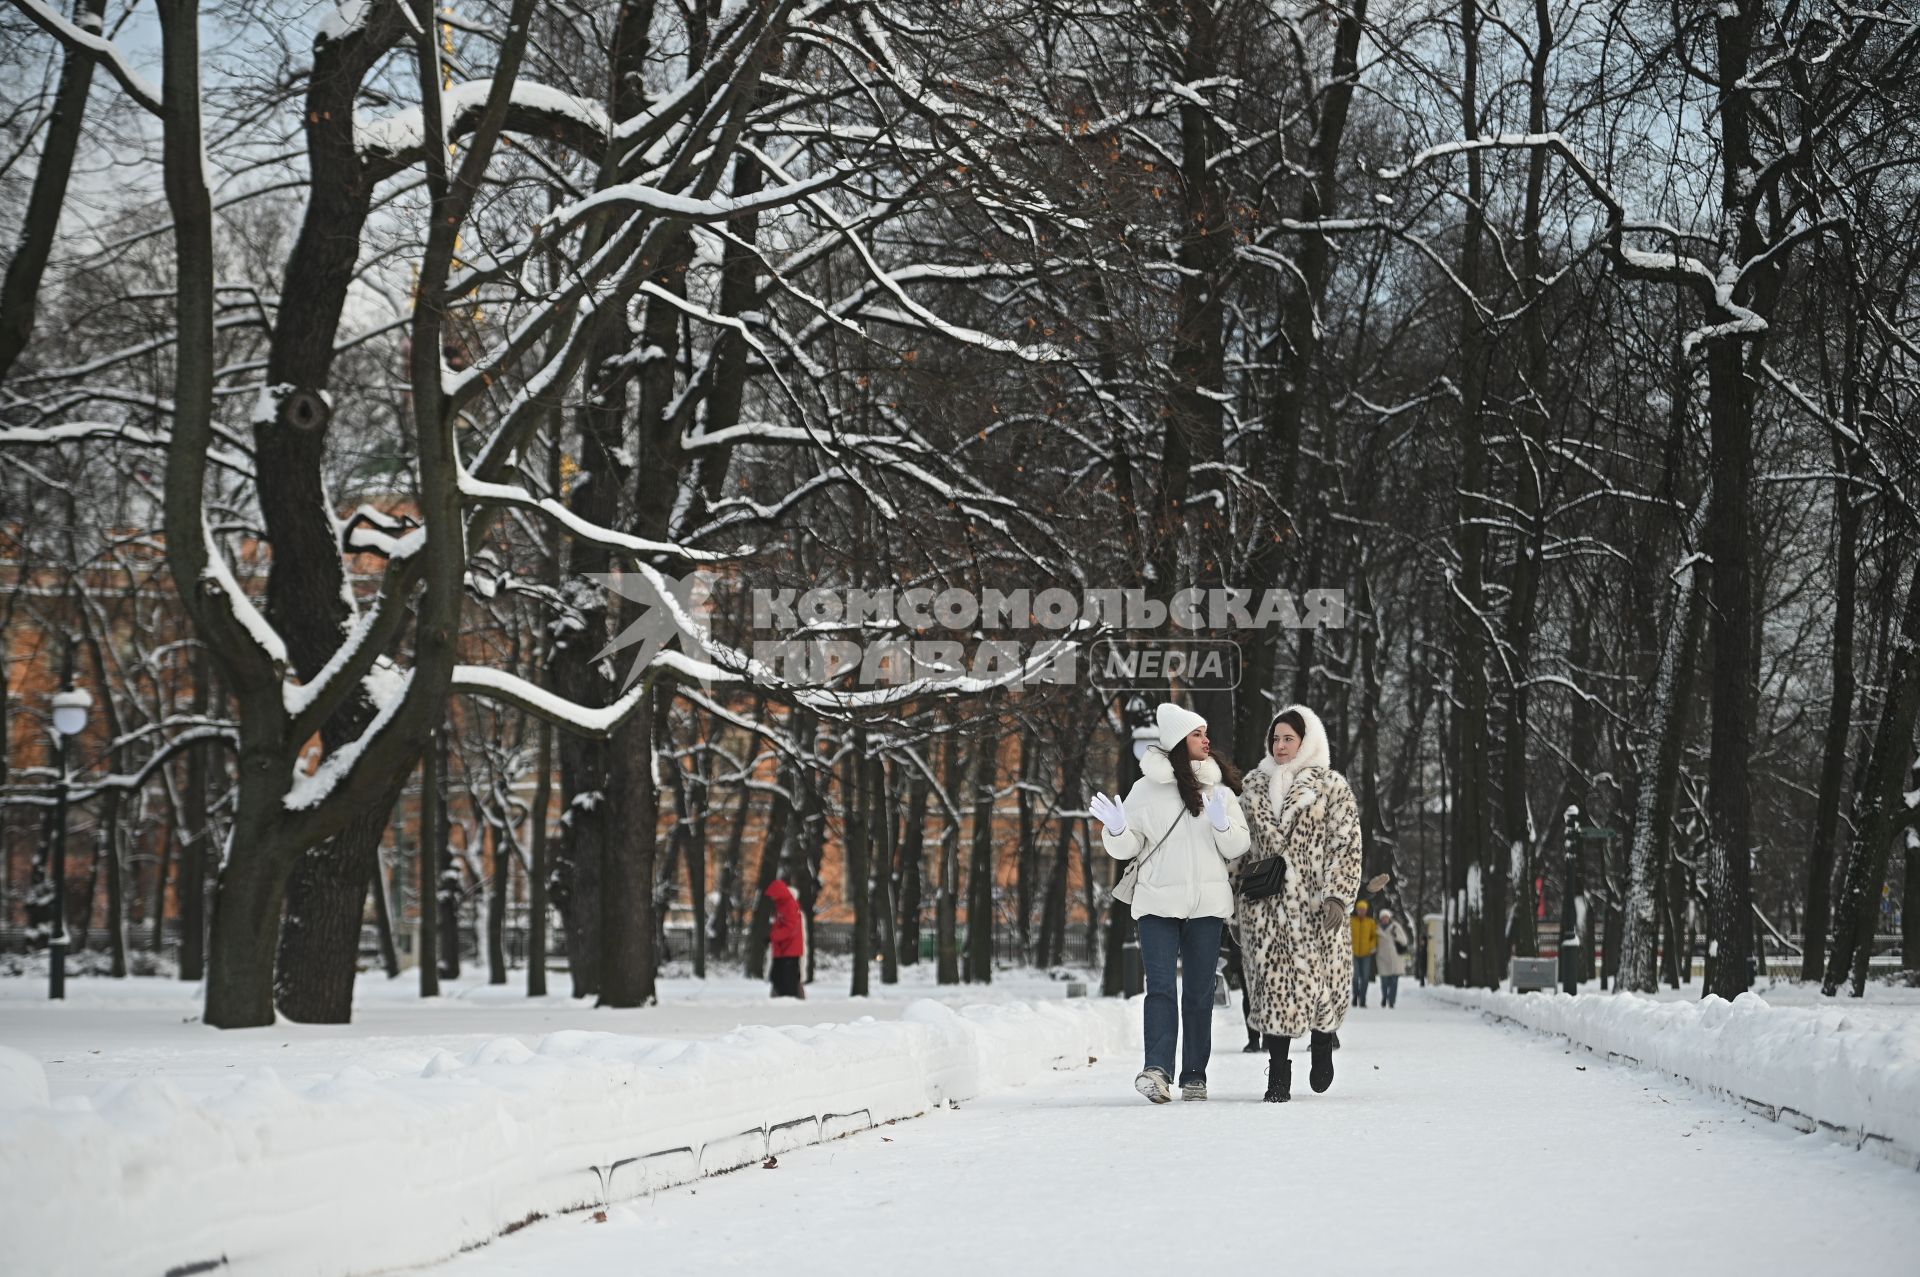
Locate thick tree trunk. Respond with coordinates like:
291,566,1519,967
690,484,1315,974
1015,738,1036,964
897,776,926,966
937,733,963,985
274,801,389,1020
528,716,551,997
598,690,658,1008
1039,746,1084,968
178,652,212,981
711,778,750,961
435,730,461,980
1620,492,1710,993
1823,557,1920,996
966,735,996,983
0,0,109,383
1903,817,1919,978
845,736,872,997
203,823,297,1028
1803,437,1860,978
1702,337,1758,1001
487,817,508,986
1447,0,1500,988
874,755,898,985
369,856,400,979
418,743,441,999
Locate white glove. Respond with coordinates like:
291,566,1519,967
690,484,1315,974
1089,792,1126,836
1204,787,1232,832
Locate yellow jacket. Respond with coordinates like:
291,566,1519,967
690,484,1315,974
1350,913,1378,957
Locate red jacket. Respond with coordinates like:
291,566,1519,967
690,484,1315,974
766,879,805,958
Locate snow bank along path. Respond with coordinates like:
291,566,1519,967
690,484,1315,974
1427,985,1920,1169
0,997,1140,1277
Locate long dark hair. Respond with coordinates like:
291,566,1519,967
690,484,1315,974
1168,738,1242,816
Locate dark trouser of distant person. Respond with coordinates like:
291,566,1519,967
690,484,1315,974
1380,974,1400,1007
1352,953,1375,1007
770,955,804,998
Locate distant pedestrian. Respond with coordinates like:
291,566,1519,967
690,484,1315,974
1234,706,1382,1103
1089,701,1249,1104
1351,900,1378,1007
766,878,806,999
1375,908,1411,1008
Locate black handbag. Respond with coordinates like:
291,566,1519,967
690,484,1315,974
1238,854,1288,901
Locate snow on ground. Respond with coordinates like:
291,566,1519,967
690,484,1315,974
0,961,1086,1101
1427,979,1920,1167
424,986,1920,1277
0,963,1121,1277
5,969,1918,1277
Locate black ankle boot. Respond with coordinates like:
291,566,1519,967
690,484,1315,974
1309,1030,1335,1093
1263,1036,1292,1102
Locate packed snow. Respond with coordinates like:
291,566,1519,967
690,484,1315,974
4,970,1916,1277
428,987,1920,1277
1427,980,1920,1167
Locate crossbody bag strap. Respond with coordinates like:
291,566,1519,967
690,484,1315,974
1130,815,1181,874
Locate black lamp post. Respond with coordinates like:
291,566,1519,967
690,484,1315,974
47,641,93,1000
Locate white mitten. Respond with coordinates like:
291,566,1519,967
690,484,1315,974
1089,792,1127,836
1204,787,1232,832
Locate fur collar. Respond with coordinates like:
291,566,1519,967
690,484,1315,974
1255,703,1331,810
1139,748,1221,788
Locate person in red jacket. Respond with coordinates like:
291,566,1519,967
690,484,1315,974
766,878,806,999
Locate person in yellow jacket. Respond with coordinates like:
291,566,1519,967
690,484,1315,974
1350,900,1379,1007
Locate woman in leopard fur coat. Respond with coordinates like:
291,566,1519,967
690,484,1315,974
1234,705,1368,1102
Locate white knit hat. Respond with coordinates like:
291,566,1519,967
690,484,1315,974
1155,701,1208,751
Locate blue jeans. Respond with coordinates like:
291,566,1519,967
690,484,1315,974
1137,914,1224,1085
1380,974,1400,1007
1352,953,1375,1006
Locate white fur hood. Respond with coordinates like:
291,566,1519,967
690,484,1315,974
1138,748,1222,788
1255,703,1332,811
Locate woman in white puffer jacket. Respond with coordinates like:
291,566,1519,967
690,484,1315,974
1090,702,1249,1104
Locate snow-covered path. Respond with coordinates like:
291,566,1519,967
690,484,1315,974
424,986,1920,1277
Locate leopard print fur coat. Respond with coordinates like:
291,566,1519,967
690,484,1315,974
1233,705,1364,1039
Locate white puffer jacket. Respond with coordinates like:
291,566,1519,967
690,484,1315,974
1103,750,1250,920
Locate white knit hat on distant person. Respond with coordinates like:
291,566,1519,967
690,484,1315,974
1155,702,1208,751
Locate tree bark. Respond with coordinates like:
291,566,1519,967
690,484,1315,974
178,650,212,981
1803,428,1862,977
0,0,109,384
528,716,551,996
897,775,926,966
598,688,659,1008
1620,491,1710,992
874,755,899,985
966,732,996,983
844,733,872,996
435,729,461,980
418,742,440,999
369,856,400,979
1447,0,1501,988
1823,557,1920,996
275,802,388,1019
486,814,508,985
937,731,963,985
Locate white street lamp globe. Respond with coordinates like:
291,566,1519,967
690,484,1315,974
1130,725,1156,762
51,688,93,738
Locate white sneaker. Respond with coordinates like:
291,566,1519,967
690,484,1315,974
1180,1080,1207,1101
1134,1068,1172,1104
